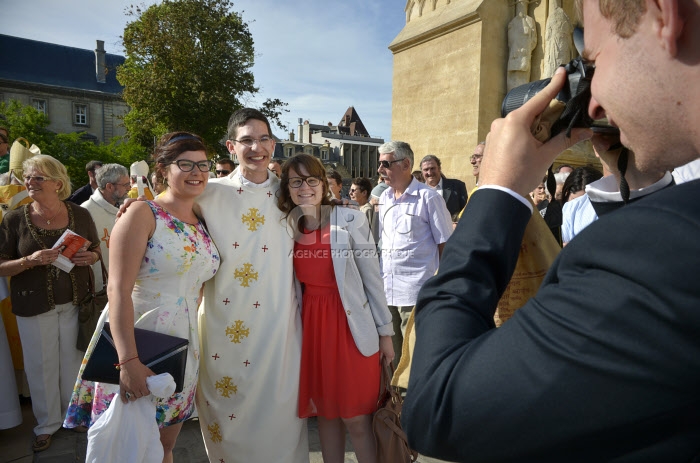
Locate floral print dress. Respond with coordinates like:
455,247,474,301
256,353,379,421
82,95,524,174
64,201,220,429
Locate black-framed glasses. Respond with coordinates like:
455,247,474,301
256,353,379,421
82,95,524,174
378,159,403,169
470,154,483,162
288,176,322,188
24,176,53,183
234,136,273,147
215,169,231,176
170,159,214,172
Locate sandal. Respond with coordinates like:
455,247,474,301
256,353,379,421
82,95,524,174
32,434,52,452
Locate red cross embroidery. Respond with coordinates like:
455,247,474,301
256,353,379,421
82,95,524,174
244,360,250,367
229,413,236,420
233,242,239,248
253,301,260,308
223,298,230,305
212,353,220,360
261,245,268,252
237,188,244,194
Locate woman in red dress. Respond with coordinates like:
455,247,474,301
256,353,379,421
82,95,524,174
277,154,394,463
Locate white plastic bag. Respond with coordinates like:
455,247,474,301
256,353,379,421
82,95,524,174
86,373,176,463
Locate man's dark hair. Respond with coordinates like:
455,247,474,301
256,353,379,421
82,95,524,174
327,169,342,185
269,159,282,166
227,108,272,141
86,160,103,173
216,158,235,170
562,166,604,203
420,154,442,168
352,177,373,195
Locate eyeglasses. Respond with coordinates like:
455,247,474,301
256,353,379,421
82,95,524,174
24,176,53,183
215,170,231,176
110,181,131,188
349,188,357,193
470,154,483,162
234,136,273,147
378,159,403,169
170,159,214,172
288,176,322,188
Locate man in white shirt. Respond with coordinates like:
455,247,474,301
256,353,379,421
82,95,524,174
377,141,453,367
81,163,130,289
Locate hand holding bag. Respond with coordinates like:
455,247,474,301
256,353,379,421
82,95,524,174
82,322,189,392
373,362,418,463
77,255,108,351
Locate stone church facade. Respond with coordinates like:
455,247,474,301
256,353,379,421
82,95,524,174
390,0,598,191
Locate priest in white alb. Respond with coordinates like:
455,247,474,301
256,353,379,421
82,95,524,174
194,108,308,463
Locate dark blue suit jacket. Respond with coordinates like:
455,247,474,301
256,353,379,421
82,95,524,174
441,176,468,221
67,183,93,205
403,181,700,462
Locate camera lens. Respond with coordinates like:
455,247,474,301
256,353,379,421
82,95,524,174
501,79,551,118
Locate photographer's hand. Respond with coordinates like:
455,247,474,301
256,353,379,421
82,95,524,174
481,67,592,198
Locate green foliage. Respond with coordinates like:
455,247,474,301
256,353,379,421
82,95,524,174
118,0,288,153
0,100,150,189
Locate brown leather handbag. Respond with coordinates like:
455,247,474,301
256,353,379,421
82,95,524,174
373,363,418,462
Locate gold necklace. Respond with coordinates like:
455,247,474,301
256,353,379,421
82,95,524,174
33,202,63,225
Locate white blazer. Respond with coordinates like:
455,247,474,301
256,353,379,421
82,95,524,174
294,207,393,356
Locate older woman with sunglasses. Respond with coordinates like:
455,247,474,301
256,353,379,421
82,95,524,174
0,154,100,452
64,132,220,463
278,154,394,463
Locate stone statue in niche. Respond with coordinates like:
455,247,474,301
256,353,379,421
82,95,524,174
507,1,538,91
544,0,575,78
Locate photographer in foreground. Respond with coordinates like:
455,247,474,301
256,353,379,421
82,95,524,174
402,0,700,461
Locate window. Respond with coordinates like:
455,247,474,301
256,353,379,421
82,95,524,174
321,149,329,161
286,147,293,158
32,99,48,116
74,103,88,126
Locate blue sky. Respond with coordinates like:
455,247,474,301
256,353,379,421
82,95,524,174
3,0,406,141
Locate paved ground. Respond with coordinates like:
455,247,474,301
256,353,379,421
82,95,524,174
2,399,446,462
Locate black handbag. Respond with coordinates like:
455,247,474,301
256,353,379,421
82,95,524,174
82,322,189,392
76,256,108,351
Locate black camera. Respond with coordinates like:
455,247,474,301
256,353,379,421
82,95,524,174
501,57,618,139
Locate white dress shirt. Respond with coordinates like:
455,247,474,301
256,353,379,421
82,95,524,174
378,178,453,306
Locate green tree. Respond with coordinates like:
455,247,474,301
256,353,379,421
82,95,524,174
118,0,288,152
0,100,149,188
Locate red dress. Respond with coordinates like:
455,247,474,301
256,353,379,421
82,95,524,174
294,225,381,419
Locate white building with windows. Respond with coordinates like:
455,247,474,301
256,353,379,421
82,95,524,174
0,35,128,144
274,107,384,181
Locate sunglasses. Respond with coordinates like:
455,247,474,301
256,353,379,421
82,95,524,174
378,159,403,169
24,176,53,183
216,169,231,176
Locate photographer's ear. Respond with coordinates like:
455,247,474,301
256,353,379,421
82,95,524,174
655,0,683,57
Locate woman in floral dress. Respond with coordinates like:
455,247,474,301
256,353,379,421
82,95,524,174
64,132,220,462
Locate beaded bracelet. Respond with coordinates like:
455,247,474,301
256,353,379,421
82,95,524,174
114,355,139,371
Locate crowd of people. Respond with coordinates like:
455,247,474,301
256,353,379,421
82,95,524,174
1,0,700,461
